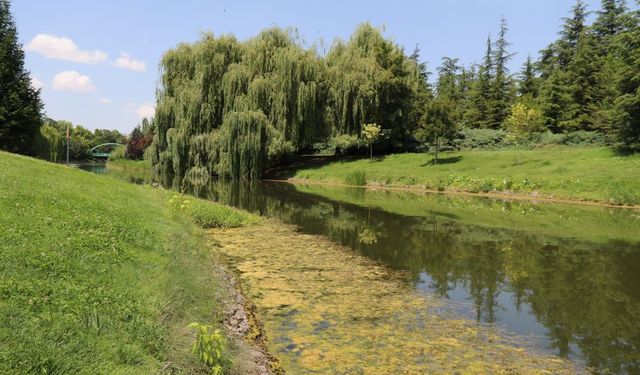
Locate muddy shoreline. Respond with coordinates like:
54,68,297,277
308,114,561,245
213,261,284,375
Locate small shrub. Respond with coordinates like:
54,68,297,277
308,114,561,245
188,323,228,375
168,194,259,228
344,170,367,186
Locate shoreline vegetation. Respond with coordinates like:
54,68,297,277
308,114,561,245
271,146,640,208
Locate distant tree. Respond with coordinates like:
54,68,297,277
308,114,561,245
418,99,458,164
557,0,589,68
489,17,515,129
519,55,538,97
361,123,381,159
464,37,493,128
613,4,640,150
0,0,43,155
436,57,463,121
593,0,628,43
504,102,544,139
125,120,154,160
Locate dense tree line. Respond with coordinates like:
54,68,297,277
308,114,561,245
152,1,639,182
34,118,126,161
432,0,640,148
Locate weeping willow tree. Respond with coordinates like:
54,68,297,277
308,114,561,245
151,24,427,183
325,23,429,150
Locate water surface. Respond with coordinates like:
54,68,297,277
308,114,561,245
186,180,640,374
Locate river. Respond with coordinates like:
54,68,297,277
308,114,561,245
185,180,640,374
81,163,640,372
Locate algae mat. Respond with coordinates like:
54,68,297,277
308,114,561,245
208,222,575,374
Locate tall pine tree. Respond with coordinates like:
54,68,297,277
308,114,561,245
490,17,515,128
613,1,640,150
463,36,494,128
519,55,538,98
0,0,43,155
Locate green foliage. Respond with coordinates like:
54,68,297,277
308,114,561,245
503,102,544,138
0,0,43,155
168,193,259,228
188,323,228,375
344,170,367,186
361,123,381,159
151,24,428,183
32,118,126,161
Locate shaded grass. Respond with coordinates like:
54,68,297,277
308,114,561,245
288,147,640,205
0,152,255,374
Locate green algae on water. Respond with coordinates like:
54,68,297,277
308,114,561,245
208,222,576,374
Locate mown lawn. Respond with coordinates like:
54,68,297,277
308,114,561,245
0,151,256,374
290,146,640,205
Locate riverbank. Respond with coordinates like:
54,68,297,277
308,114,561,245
0,151,266,374
209,221,577,373
271,146,640,207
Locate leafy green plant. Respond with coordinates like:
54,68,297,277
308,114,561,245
168,193,259,228
344,170,367,186
188,323,228,375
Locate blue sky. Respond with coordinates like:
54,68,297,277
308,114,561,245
12,0,616,133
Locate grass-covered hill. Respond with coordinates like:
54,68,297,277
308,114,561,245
0,151,255,374
284,146,640,206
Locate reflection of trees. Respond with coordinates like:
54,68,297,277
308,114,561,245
184,179,640,373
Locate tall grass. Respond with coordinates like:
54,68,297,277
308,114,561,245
344,169,367,186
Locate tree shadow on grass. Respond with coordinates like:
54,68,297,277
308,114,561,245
421,155,463,167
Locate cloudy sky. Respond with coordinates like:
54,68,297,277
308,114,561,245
12,0,615,133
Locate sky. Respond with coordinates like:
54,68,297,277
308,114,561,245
11,0,616,133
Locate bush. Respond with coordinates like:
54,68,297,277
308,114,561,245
344,170,367,186
453,128,511,150
168,194,259,228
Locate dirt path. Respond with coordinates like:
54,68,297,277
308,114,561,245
208,221,578,374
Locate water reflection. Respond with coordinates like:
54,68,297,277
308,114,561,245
185,180,640,374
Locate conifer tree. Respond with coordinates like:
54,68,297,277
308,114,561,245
463,37,494,128
0,0,43,155
613,2,640,150
490,17,515,128
593,0,628,42
519,55,538,98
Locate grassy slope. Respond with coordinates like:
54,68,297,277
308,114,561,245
290,146,640,205
0,152,253,374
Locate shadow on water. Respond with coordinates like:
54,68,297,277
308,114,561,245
185,180,640,374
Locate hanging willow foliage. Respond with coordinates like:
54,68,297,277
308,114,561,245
151,24,428,182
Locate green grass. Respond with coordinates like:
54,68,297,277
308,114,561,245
106,159,154,184
169,193,260,228
289,146,640,205
0,151,256,374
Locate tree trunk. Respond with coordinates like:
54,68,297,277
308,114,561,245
434,137,439,164
369,141,373,160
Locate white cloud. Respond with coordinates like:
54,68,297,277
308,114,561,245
99,97,112,104
26,34,107,64
136,104,155,118
114,52,146,72
52,71,97,92
30,76,46,90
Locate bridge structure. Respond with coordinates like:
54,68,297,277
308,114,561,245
90,143,123,158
